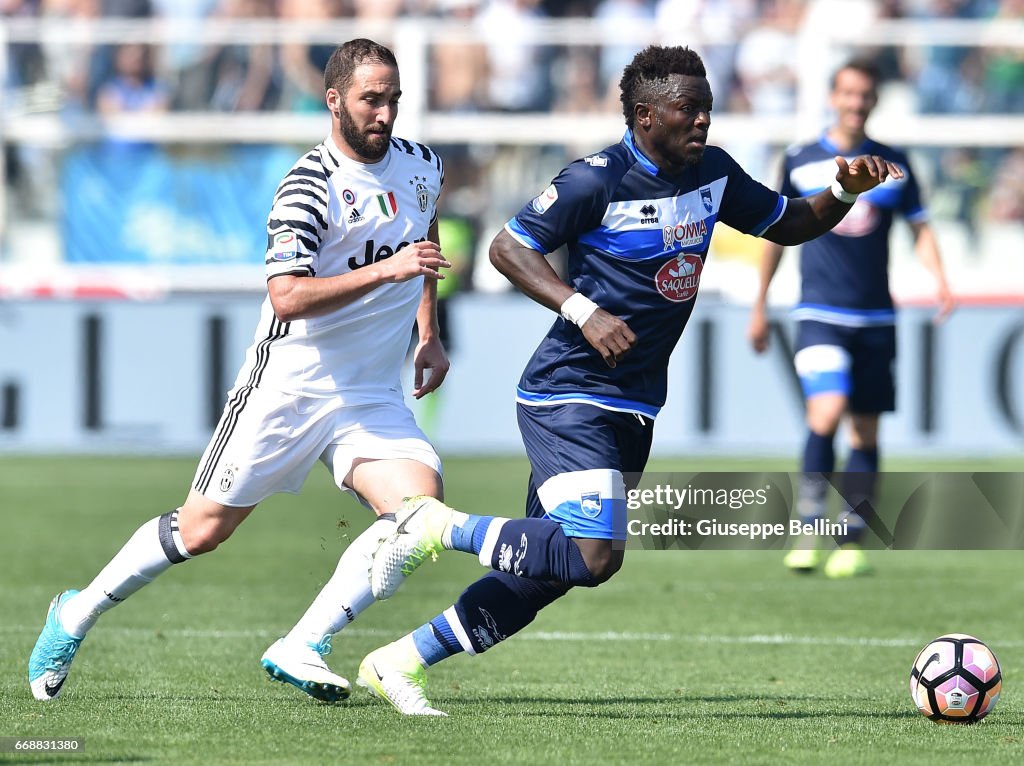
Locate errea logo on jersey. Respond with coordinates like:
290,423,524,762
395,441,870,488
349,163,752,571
584,154,608,167
655,254,703,302
662,219,708,249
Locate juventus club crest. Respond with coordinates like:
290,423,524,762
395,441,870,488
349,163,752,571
410,175,429,213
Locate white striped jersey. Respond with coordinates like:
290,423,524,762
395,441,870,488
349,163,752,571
232,134,444,400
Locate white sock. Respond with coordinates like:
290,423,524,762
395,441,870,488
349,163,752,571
60,511,193,638
285,515,397,646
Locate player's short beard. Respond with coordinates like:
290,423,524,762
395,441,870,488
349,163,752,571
338,104,391,161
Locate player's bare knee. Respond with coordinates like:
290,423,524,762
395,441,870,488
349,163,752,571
177,502,250,555
179,520,230,555
577,542,624,584
591,553,624,584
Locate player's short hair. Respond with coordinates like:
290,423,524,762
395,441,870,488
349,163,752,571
324,38,398,94
620,45,707,128
831,57,881,91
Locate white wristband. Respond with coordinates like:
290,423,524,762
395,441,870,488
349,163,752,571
831,180,859,204
559,292,599,327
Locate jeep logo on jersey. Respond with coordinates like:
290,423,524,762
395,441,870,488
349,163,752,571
348,237,427,270
662,219,708,249
639,204,659,224
655,254,703,302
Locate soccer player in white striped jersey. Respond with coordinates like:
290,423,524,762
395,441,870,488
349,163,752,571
28,38,450,705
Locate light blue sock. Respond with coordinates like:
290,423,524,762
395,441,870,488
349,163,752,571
411,614,463,667
448,515,492,554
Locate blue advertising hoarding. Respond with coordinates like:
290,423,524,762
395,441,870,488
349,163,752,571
61,144,299,265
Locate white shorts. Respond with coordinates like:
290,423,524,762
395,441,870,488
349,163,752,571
191,386,441,507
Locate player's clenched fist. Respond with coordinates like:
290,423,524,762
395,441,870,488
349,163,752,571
581,309,637,369
383,240,451,282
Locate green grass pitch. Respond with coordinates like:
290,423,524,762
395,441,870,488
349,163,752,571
1,455,1022,765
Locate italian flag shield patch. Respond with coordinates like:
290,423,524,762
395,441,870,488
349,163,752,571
376,191,399,218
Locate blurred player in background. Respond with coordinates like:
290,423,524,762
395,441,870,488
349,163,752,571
748,58,953,578
29,38,450,703
357,45,905,716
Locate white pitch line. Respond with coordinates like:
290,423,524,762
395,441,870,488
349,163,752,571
4,624,1023,648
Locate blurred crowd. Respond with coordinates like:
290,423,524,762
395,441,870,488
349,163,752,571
1,0,1023,280
4,0,1021,115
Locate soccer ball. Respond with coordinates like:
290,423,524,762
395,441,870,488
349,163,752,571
909,633,1002,723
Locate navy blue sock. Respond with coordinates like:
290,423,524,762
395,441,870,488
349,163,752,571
802,430,835,474
845,446,879,474
485,518,596,587
799,431,835,521
412,614,464,667
452,571,569,654
839,447,879,544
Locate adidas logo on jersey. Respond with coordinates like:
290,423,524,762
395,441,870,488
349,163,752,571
348,208,364,224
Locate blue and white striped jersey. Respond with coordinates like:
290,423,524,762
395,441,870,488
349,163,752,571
506,130,785,419
780,135,926,327
232,134,443,400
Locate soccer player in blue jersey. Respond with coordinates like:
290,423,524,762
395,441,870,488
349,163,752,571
748,58,953,578
360,45,905,715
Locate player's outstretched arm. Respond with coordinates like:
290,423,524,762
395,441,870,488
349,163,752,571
269,241,451,322
489,228,636,368
764,155,903,246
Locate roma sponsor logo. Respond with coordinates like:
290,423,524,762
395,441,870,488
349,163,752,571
655,254,703,302
662,218,708,249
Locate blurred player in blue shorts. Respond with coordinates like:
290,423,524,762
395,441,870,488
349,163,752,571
361,45,907,715
748,58,953,578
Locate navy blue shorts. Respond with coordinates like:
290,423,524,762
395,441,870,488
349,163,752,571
794,320,896,414
516,402,654,539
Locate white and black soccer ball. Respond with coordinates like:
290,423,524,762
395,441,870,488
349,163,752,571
909,633,1002,723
